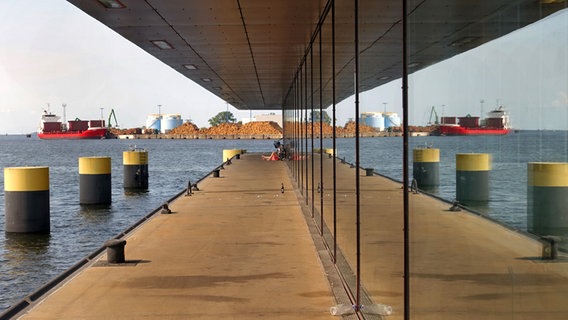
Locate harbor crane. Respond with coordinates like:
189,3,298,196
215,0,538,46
108,109,119,128
428,106,439,125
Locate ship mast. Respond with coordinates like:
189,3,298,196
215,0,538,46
62,104,67,131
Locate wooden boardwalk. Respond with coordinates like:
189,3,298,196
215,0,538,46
17,154,338,319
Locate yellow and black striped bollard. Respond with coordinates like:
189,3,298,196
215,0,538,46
528,162,568,239
413,148,440,188
456,153,491,202
4,167,50,233
222,149,244,162
79,157,112,205
123,150,148,189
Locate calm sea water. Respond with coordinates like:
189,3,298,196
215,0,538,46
332,130,568,227
1,130,567,311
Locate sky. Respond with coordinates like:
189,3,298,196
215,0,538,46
0,1,567,134
0,0,248,134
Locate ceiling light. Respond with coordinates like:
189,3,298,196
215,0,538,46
378,76,390,80
97,0,125,8
202,78,212,82
151,40,174,50
408,62,420,68
212,87,221,90
183,64,197,70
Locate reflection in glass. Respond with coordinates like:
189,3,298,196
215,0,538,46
285,2,568,319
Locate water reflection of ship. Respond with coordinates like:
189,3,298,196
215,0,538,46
434,106,511,136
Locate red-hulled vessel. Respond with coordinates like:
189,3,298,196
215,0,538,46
436,106,511,136
38,110,108,140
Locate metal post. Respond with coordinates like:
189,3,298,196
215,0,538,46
311,46,315,218
331,0,337,263
295,78,299,182
319,28,324,235
402,0,410,318
300,69,304,194
305,61,309,205
354,0,361,311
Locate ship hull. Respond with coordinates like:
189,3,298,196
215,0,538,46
38,128,108,140
438,125,510,136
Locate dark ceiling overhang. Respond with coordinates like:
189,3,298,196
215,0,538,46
67,0,567,111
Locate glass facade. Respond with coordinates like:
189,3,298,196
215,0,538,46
283,1,568,319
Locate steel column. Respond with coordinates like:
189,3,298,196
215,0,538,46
403,0,410,319
310,47,315,218
331,0,337,263
319,29,324,235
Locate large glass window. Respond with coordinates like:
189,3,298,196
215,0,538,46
285,1,568,319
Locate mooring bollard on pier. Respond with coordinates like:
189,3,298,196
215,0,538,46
4,167,50,233
123,149,149,189
104,239,127,264
456,153,491,202
79,157,112,205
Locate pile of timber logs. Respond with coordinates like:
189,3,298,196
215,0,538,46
167,122,202,134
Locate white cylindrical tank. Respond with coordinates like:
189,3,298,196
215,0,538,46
160,114,183,133
384,112,401,128
360,112,385,131
146,114,162,132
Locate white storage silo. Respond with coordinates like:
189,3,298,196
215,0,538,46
146,114,162,132
384,112,401,128
160,114,183,133
360,112,385,131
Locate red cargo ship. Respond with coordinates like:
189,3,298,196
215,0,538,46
38,110,108,140
436,106,511,136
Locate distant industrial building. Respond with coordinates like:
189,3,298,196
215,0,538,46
360,112,401,131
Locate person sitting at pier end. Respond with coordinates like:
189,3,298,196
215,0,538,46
261,151,280,161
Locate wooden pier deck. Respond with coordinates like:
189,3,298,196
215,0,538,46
16,154,339,319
